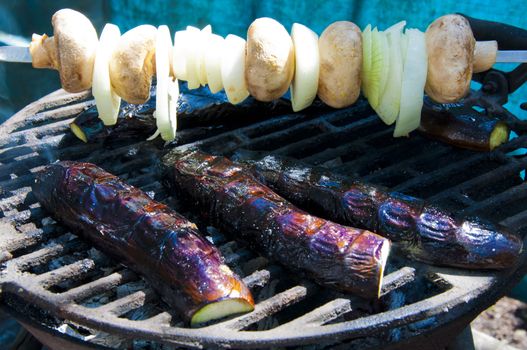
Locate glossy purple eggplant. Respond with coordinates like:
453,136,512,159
32,161,254,326
235,153,522,270
161,149,391,299
70,84,292,145
419,98,510,151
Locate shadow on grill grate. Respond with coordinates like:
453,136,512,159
0,90,526,349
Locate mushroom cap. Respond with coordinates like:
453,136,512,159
317,21,362,108
245,17,294,102
52,9,98,93
109,25,157,104
425,14,475,103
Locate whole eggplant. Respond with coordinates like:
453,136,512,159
161,149,391,299
70,84,292,145
419,97,510,152
32,161,254,326
234,152,522,270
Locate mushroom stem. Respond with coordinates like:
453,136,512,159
29,34,59,69
473,40,498,73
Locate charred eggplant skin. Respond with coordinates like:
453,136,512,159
238,153,522,269
32,161,254,323
419,98,510,151
162,149,390,299
70,84,292,144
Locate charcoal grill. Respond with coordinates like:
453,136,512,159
2,16,527,350
1,87,527,349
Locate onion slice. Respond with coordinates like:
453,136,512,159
155,25,178,141
173,30,190,80
290,23,319,112
185,26,201,89
221,34,249,104
367,28,389,109
205,33,225,93
394,29,427,137
92,23,121,126
197,25,212,86
374,22,405,125
361,24,372,98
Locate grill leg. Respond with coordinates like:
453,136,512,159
446,326,476,350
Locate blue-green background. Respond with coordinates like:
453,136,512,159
0,0,525,123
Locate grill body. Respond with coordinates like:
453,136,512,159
0,89,526,349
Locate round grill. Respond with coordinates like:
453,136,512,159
0,89,526,349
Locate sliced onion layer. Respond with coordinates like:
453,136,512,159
290,23,319,112
361,24,372,98
92,23,121,126
185,26,201,89
205,33,225,93
197,25,212,86
374,21,405,125
394,29,427,137
221,34,249,104
367,28,389,109
155,25,178,141
173,29,190,80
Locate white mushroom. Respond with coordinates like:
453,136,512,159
29,9,98,93
318,21,362,108
245,18,294,102
109,25,157,104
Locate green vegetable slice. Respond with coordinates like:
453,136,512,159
361,24,372,98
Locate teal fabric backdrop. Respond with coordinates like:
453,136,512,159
0,0,525,121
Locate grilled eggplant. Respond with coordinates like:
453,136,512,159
235,152,522,269
70,84,292,144
419,97,510,151
32,161,254,326
161,149,391,299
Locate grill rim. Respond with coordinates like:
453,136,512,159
1,89,527,349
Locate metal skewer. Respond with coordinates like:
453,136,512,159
1,45,527,65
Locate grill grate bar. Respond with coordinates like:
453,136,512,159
461,181,527,216
362,146,451,183
380,267,416,296
36,258,96,288
273,298,352,330
219,283,314,331
61,270,137,303
5,237,85,271
96,289,156,316
142,311,173,327
429,157,527,203
500,208,527,231
242,269,272,289
394,136,527,194
263,117,387,160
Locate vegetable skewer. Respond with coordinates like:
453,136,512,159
2,9,525,140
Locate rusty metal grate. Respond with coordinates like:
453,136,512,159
0,89,527,349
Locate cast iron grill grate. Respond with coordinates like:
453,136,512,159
0,89,526,349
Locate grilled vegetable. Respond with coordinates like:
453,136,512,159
161,149,391,299
29,9,98,93
70,84,292,144
235,153,522,269
419,98,510,151
32,161,254,326
70,98,156,144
